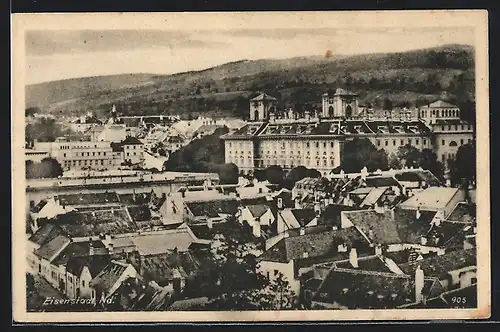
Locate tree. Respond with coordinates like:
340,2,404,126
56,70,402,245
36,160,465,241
26,158,64,179
218,163,239,184
392,144,422,168
341,138,388,172
264,165,285,185
254,169,266,182
419,149,445,180
449,143,476,190
383,97,393,110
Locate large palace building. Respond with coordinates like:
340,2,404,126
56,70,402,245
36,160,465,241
221,90,474,176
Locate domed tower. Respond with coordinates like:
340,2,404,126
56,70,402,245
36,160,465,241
249,93,278,121
322,88,359,119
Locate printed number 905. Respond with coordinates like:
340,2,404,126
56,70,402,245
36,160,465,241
451,297,467,304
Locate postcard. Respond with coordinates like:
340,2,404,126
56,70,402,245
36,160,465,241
11,10,490,322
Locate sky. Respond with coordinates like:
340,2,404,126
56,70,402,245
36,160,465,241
22,13,477,85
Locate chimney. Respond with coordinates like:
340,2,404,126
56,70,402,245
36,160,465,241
374,202,385,214
415,265,425,302
349,248,359,268
207,218,213,229
269,112,276,123
304,111,311,122
277,197,283,209
299,227,305,236
108,243,114,255
416,207,421,220
253,221,261,238
89,241,95,256
375,244,383,256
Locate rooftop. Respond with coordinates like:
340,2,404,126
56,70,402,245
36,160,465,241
312,268,438,309
446,203,476,223
400,187,460,211
140,251,201,286
90,261,130,293
246,204,270,219
250,93,278,101
129,228,196,255
54,192,121,206
259,227,370,264
52,240,106,266
65,254,110,277
29,223,65,246
425,100,458,108
394,170,443,187
34,235,70,261
334,255,393,273
185,199,239,218
397,248,477,279
121,136,144,146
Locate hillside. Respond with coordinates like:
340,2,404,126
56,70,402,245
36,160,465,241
25,44,475,120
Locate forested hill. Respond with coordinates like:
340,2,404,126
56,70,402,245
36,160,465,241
26,44,475,121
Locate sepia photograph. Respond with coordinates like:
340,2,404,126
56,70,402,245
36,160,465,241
11,11,490,322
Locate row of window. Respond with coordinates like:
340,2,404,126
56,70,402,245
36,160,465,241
440,124,472,131
63,159,113,166
59,144,100,149
422,109,460,118
377,138,427,147
65,151,108,157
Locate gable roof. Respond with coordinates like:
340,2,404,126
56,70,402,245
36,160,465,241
140,251,201,286
312,268,438,309
342,208,438,245
90,261,130,293
54,192,121,206
34,235,70,261
29,223,65,246
290,208,317,227
246,204,270,218
397,248,476,279
52,240,106,266
250,93,277,101
446,203,476,223
394,170,442,187
121,136,144,145
259,227,370,263
185,199,239,218
130,228,196,255
66,254,110,277
360,187,389,207
427,100,458,108
364,176,400,188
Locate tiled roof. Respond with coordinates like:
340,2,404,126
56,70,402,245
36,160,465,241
90,261,129,293
110,142,124,152
29,223,65,246
140,251,201,286
250,93,277,101
126,205,153,222
259,227,370,263
334,255,393,273
34,235,70,261
342,208,438,245
439,284,477,308
318,204,363,227
446,203,476,223
394,170,443,187
118,191,155,206
360,187,389,207
167,297,209,311
246,204,270,218
398,248,476,279
185,199,239,218
312,268,438,309
400,187,460,211
54,192,121,206
66,254,110,277
46,208,162,238
52,240,106,266
121,136,144,145
290,208,317,227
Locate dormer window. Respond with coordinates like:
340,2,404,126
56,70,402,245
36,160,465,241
407,126,418,133
393,126,404,133
354,125,362,133
330,124,339,133
377,126,389,134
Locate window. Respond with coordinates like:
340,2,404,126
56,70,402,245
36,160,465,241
442,140,445,146
133,152,136,156
461,139,464,145
441,125,445,131
376,140,380,147
455,125,458,131
82,280,85,287
400,140,404,145
416,139,419,145
393,140,396,146
306,142,310,148
385,140,388,146
423,139,427,145
316,142,319,148
63,153,66,157
93,152,95,156
323,142,326,148
432,110,436,117
331,142,334,148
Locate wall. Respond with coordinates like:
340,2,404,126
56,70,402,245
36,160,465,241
225,139,255,174
79,266,94,298
259,260,299,295
123,144,144,165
